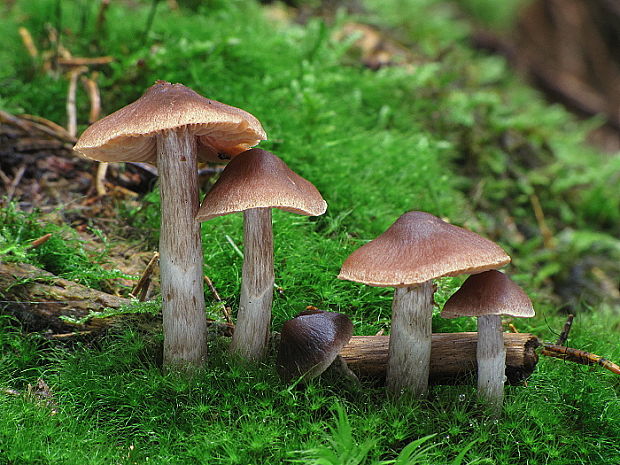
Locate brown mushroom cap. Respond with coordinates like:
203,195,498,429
441,270,535,318
276,309,353,382
73,81,266,163
195,148,327,221
338,211,511,287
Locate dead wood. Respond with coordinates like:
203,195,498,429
0,262,131,334
340,333,540,385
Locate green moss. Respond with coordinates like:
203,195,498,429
1,0,619,463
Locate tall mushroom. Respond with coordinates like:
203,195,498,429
338,211,510,398
73,81,266,369
441,270,535,414
277,309,354,383
196,148,327,361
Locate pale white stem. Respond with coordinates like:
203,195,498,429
157,128,207,369
386,280,433,398
477,314,506,415
230,207,274,361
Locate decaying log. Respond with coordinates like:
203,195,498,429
0,262,131,334
340,333,540,385
1,262,539,384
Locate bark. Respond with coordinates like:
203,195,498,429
229,207,274,360
0,262,131,334
386,281,433,398
476,314,506,414
156,128,207,369
340,332,539,385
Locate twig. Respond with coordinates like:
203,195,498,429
555,314,574,346
81,72,101,123
58,56,114,67
18,27,38,58
204,275,232,324
530,194,555,249
542,343,620,375
27,233,53,250
508,323,519,333
66,66,88,137
131,252,159,301
18,113,76,142
6,164,26,203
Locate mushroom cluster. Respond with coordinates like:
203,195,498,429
74,81,536,413
74,81,266,369
338,211,512,398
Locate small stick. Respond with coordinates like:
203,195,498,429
542,343,620,375
204,275,232,324
18,27,38,58
81,72,101,123
555,314,574,346
66,66,88,137
530,194,555,249
6,164,26,202
58,56,114,67
27,233,52,249
131,252,159,301
508,323,519,333
18,113,76,142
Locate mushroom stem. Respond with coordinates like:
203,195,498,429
476,314,506,415
157,128,207,369
386,280,433,398
230,207,274,360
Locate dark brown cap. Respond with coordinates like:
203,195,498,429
338,211,510,287
276,309,353,382
195,148,327,221
441,270,535,318
73,81,266,163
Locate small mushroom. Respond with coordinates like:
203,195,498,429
276,309,354,383
196,148,327,361
338,211,510,398
441,270,535,414
74,81,266,369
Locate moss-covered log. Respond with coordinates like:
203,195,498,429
0,262,131,333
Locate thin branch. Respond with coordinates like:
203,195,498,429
555,314,574,346
542,343,620,375
131,252,159,302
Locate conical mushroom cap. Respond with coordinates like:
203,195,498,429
73,81,266,164
441,270,535,318
338,211,511,287
276,309,353,382
196,148,327,221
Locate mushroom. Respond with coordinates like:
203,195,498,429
196,148,327,360
276,309,354,383
338,211,510,398
441,270,535,413
73,81,266,369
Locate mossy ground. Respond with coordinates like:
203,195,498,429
1,1,619,463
